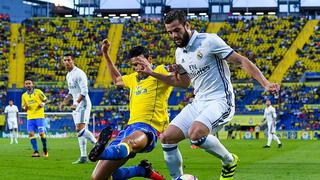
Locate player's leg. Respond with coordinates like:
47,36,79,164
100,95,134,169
91,159,128,180
160,103,197,179
91,123,164,180
188,100,238,180
13,119,18,144
37,118,48,157
93,123,157,161
9,129,13,144
13,128,18,144
112,159,164,180
28,119,40,157
265,124,273,148
8,120,13,144
77,107,97,144
74,123,89,163
271,126,282,147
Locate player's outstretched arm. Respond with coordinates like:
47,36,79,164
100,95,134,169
59,94,72,111
133,57,190,88
226,51,280,93
101,39,124,86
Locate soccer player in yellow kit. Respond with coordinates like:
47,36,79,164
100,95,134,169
89,39,179,180
22,79,48,157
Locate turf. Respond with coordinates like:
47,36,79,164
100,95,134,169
0,138,319,180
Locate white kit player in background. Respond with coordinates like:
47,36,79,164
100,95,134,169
4,99,19,144
263,100,282,148
60,54,97,164
134,10,280,180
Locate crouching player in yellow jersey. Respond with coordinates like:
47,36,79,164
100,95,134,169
89,39,180,180
22,79,48,157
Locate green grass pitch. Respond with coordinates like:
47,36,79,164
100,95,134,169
0,138,319,180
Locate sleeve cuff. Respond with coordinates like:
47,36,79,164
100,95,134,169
224,50,234,59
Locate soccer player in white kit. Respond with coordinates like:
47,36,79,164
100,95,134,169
60,54,97,164
135,10,280,180
263,100,282,148
4,99,19,144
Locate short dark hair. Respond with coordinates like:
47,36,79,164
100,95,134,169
64,53,74,58
25,78,33,82
9,99,13,102
128,46,150,59
163,10,187,24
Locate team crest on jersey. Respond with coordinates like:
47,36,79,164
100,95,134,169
135,86,147,95
196,51,203,60
181,58,185,63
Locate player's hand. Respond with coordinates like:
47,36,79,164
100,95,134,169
168,64,180,81
70,104,77,110
101,39,110,55
132,56,153,75
38,102,45,108
59,103,64,111
264,82,280,93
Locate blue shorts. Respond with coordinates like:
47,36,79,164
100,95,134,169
27,118,46,133
109,122,158,157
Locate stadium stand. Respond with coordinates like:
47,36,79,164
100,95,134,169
0,14,10,110
218,16,306,82
23,18,110,86
284,22,320,82
116,18,208,75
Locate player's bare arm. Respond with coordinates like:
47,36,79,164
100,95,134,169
226,51,280,93
59,94,72,110
70,94,85,110
101,39,124,86
133,56,190,88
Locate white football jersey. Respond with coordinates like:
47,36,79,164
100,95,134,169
264,105,277,123
176,31,235,106
66,66,91,106
4,105,19,119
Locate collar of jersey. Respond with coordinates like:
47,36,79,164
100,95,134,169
185,30,198,51
27,88,34,95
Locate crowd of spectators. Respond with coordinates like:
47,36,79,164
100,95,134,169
0,14,10,111
116,18,208,75
284,22,320,82
218,16,306,82
23,18,110,86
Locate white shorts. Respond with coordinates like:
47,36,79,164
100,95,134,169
170,99,235,138
7,118,18,130
72,104,91,125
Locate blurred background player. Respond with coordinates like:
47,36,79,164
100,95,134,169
60,54,97,164
135,10,280,180
89,39,170,180
4,99,19,144
21,79,48,157
263,100,282,148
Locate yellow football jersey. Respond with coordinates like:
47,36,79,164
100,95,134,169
21,88,47,120
122,65,173,133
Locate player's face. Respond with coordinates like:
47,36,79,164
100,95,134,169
24,80,33,91
165,20,190,48
63,56,74,70
9,100,13,105
266,100,271,106
131,56,144,74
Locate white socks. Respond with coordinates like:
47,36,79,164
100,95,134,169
78,128,97,144
78,136,87,157
195,134,234,165
162,144,183,179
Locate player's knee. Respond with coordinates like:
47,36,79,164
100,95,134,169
188,125,209,142
29,132,35,138
40,132,46,138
